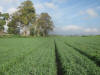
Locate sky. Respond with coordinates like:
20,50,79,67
0,0,100,35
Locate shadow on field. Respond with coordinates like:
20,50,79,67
54,41,64,75
65,42,100,67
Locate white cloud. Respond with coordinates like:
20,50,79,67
7,8,17,14
53,25,100,35
52,0,67,3
86,9,98,17
61,25,82,31
0,0,20,14
0,6,3,12
2,0,19,3
35,4,45,9
80,8,98,17
54,25,82,33
79,8,99,20
84,28,98,33
34,3,46,14
35,2,57,14
44,2,57,9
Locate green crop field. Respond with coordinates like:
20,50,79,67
0,36,100,75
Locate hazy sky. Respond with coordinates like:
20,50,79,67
0,0,100,35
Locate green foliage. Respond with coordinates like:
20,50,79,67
0,20,6,30
7,0,54,36
8,12,20,34
63,36,100,66
18,0,36,25
0,13,9,31
35,13,54,36
1,13,9,20
30,27,35,36
8,0,36,36
55,38,100,75
18,0,36,28
0,36,100,75
0,38,56,75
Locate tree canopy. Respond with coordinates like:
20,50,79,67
8,0,36,35
0,13,9,32
35,13,54,36
7,0,54,37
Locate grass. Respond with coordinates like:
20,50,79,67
55,38,100,75
0,36,100,75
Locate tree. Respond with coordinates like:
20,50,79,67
36,13,54,36
30,14,39,36
8,12,20,34
2,13,9,20
18,0,36,36
8,0,36,36
0,13,9,33
0,19,5,32
8,0,54,37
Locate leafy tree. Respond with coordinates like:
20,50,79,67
36,13,54,36
2,13,9,20
18,0,36,36
0,13,9,33
30,27,35,36
30,15,39,36
0,19,5,30
8,0,36,36
8,12,20,34
8,0,54,37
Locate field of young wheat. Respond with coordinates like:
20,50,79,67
0,36,100,75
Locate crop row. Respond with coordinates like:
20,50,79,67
62,37,100,66
65,36,100,50
55,39,100,75
0,38,57,75
0,37,100,75
0,38,44,65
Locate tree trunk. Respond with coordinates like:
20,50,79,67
43,32,45,37
22,26,30,36
34,26,37,36
37,30,40,36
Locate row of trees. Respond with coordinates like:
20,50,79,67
0,0,54,36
